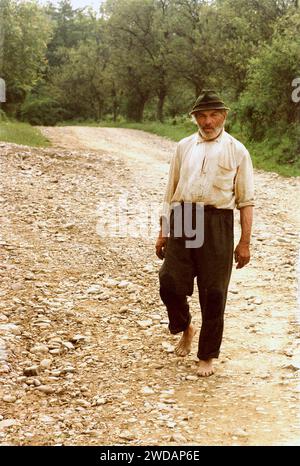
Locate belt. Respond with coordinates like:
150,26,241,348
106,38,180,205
178,201,216,210
177,201,232,213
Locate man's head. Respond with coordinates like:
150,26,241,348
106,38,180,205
192,109,228,140
190,89,229,141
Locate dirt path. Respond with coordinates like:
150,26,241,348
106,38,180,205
0,126,299,445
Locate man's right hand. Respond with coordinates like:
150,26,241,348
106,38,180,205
155,235,168,260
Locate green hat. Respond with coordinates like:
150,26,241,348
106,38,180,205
190,89,229,114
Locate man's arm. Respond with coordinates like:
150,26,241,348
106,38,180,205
234,206,253,269
156,145,181,259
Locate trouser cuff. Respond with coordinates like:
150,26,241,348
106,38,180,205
197,350,220,360
169,314,192,335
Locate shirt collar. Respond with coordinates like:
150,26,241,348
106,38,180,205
197,128,224,144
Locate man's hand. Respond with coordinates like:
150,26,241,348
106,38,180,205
155,235,168,260
234,241,250,269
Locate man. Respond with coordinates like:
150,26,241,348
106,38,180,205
156,90,254,377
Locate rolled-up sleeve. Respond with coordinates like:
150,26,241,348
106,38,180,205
235,149,255,209
160,144,181,224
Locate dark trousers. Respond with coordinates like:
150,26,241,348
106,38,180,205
159,204,234,360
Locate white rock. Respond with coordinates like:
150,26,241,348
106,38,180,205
117,280,131,288
143,264,156,273
30,344,49,354
0,365,10,374
39,359,52,370
166,421,177,428
104,278,119,287
2,395,17,403
76,399,91,408
0,419,18,429
62,341,75,350
161,342,175,353
137,319,152,328
95,397,108,405
150,314,161,321
185,375,198,381
37,385,55,394
0,323,21,335
39,415,55,424
70,334,87,343
119,430,136,440
86,285,102,294
254,297,263,305
141,386,155,395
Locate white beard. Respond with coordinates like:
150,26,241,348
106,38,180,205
198,123,225,141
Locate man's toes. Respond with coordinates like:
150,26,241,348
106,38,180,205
175,345,189,357
197,368,214,377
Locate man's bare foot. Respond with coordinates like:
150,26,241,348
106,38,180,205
197,359,214,377
175,324,196,357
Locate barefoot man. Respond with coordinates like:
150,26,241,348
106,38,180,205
156,90,254,377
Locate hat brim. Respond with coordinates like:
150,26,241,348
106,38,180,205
190,105,230,115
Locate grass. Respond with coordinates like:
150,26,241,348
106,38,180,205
244,140,300,177
0,121,50,147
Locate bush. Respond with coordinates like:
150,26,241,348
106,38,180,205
20,95,68,125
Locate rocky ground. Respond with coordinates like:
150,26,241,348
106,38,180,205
0,126,299,446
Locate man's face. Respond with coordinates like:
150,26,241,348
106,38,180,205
194,109,227,140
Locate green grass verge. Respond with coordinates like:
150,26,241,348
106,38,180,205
244,140,300,177
0,121,50,147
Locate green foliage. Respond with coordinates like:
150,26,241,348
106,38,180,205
235,10,300,166
245,129,300,177
20,93,67,125
0,0,299,172
0,120,50,146
0,0,52,113
239,11,300,131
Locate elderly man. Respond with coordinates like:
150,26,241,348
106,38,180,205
156,90,254,377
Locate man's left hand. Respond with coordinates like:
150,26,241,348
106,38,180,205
234,242,250,269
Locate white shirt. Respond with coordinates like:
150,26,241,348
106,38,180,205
161,129,255,221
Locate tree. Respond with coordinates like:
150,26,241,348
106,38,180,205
166,0,220,97
0,0,52,115
103,0,174,121
238,9,300,163
213,0,295,96
51,33,112,121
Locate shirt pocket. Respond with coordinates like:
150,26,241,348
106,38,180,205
213,163,236,191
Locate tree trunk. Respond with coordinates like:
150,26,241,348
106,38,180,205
112,99,118,122
111,84,119,122
135,97,146,122
156,90,166,122
126,93,148,122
